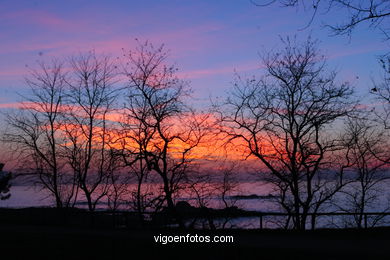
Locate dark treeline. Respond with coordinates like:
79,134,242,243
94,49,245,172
2,38,390,230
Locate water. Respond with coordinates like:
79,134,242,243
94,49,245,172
3,180,390,229
1,181,278,210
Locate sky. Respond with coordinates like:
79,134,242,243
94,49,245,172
0,0,389,110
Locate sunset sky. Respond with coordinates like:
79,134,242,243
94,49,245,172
2,0,390,218
0,0,389,110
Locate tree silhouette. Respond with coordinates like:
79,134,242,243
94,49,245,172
0,163,11,200
337,117,390,228
3,61,77,207
255,0,390,39
64,52,119,211
372,56,390,130
217,37,356,229
121,41,210,226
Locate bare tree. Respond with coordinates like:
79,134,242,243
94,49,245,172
338,117,390,228
122,41,210,225
254,0,390,39
217,37,356,229
3,61,77,208
185,173,216,229
214,162,241,229
106,168,129,211
372,56,390,130
116,84,160,219
368,56,390,168
63,52,119,211
217,163,240,210
0,163,11,200
183,163,240,229
116,127,165,219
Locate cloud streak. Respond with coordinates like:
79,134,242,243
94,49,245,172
177,62,261,80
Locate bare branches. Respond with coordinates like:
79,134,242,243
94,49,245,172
3,60,76,208
0,163,11,200
218,36,356,229
372,56,390,131
337,116,390,227
120,41,210,224
3,52,121,211
255,0,390,39
64,51,119,211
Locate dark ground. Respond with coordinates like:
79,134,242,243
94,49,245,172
1,224,390,260
0,208,389,259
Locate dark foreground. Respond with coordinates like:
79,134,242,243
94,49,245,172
0,208,389,259
1,224,390,260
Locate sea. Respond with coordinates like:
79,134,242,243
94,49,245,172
3,180,390,229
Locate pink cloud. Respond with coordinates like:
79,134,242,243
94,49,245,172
1,5,226,56
177,62,261,79
0,102,23,109
328,44,387,61
0,38,133,60
146,23,224,47
2,10,76,31
1,6,228,65
0,66,31,78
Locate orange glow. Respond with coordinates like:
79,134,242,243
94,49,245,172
9,101,281,168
